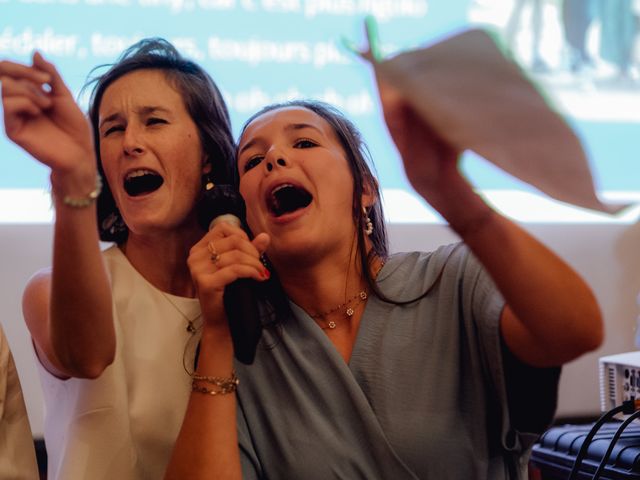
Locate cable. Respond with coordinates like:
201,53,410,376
567,403,628,480
591,409,640,480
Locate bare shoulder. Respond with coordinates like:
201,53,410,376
22,267,53,319
20,267,68,377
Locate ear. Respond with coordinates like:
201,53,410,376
201,153,210,168
361,177,378,209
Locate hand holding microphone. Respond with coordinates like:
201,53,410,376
197,184,266,365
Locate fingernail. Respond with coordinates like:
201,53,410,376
262,268,271,280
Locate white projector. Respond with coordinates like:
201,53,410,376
599,351,640,412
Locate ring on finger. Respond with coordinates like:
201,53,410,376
207,241,220,265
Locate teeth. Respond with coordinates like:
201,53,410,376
126,169,156,180
271,184,294,196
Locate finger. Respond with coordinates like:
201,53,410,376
1,76,52,110
218,235,265,263
191,251,268,297
31,52,73,97
207,221,251,242
2,96,42,126
191,225,244,258
200,223,257,257
199,237,265,275
190,238,266,279
0,60,51,85
251,232,270,254
202,263,269,290
216,248,265,273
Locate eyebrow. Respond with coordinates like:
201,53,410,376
99,106,172,129
238,122,323,156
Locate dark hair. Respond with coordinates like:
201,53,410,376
239,99,389,298
84,38,235,244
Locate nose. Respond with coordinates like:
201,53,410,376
264,147,288,172
122,126,144,157
265,158,287,172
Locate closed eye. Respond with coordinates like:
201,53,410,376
243,155,264,172
103,125,124,137
294,138,317,149
146,117,167,126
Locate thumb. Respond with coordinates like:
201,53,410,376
32,51,73,98
252,232,270,254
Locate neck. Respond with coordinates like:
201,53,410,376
276,247,380,320
120,227,204,298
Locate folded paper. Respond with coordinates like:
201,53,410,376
371,28,628,214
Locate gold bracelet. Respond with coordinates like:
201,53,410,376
192,371,239,396
61,175,103,208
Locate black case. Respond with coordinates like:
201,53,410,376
530,422,640,479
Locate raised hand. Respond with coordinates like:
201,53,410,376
352,18,463,205
0,52,94,176
375,77,461,200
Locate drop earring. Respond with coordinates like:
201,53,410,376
363,206,373,236
202,162,214,191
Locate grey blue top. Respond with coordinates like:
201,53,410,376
235,244,559,479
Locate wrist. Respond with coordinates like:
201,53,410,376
201,323,234,356
50,167,101,209
449,207,497,238
420,179,499,238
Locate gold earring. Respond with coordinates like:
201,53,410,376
202,162,215,191
363,206,373,236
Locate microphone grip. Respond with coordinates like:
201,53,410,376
223,279,261,365
209,214,262,365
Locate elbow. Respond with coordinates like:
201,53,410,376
577,298,605,354
584,315,605,353
561,304,605,363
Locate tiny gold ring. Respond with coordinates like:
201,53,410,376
207,241,220,265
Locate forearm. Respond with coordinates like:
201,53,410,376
165,326,242,480
47,171,115,377
423,176,603,366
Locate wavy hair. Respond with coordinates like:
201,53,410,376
83,38,235,244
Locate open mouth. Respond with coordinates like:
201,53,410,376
267,184,313,217
124,169,164,197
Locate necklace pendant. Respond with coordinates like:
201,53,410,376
186,322,197,334
328,321,337,329
346,307,354,317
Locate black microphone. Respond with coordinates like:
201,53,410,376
197,184,262,365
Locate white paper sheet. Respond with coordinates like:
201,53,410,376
372,28,628,214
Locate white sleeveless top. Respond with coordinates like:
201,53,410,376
0,324,39,479
37,245,202,480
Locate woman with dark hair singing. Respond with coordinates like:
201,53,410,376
166,91,603,478
0,39,242,479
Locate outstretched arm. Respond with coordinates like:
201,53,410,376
375,79,603,368
1,53,114,378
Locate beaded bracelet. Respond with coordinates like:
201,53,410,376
61,175,103,208
192,371,239,396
